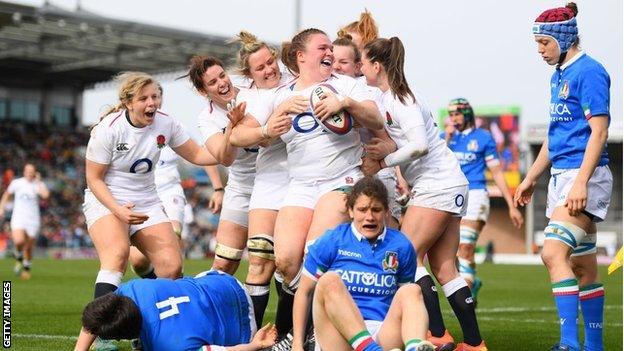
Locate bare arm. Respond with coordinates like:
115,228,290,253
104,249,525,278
0,191,12,217
74,328,96,351
230,115,264,147
488,162,523,228
204,166,224,214
172,139,218,166
85,160,148,224
514,137,551,207
344,98,384,130
565,116,609,216
292,276,316,350
35,173,50,199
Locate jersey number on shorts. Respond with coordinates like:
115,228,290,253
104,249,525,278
155,296,190,320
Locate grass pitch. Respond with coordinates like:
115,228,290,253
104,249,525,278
2,259,622,350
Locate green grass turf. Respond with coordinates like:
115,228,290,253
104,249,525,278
1,259,622,350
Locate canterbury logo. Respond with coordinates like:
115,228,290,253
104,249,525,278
116,143,129,151
465,297,474,304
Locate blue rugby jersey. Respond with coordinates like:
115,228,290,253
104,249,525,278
445,128,499,190
116,271,252,351
548,52,610,169
303,222,416,322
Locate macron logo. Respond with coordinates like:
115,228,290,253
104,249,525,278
338,249,362,258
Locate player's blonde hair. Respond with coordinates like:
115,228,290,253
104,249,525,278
231,31,278,78
337,9,378,48
101,72,156,118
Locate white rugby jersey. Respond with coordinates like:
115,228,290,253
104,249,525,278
239,74,293,180
197,100,257,191
7,177,41,222
380,90,468,190
354,77,395,180
85,110,190,206
154,146,182,194
273,73,369,181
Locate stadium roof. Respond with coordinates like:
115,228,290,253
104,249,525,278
0,1,237,87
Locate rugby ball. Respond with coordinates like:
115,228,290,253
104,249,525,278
309,84,353,135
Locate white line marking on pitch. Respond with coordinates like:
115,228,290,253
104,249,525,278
475,305,621,314
13,305,624,341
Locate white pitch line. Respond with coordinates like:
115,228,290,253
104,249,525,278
14,333,78,341
475,316,623,327
12,305,624,342
474,305,621,314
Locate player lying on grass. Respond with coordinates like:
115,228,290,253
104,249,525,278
74,271,277,351
292,176,434,351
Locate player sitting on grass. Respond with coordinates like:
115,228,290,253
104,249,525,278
75,271,276,351
292,176,434,351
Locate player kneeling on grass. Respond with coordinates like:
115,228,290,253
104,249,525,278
76,271,276,351
292,176,434,351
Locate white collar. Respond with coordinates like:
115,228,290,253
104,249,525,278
460,127,473,135
559,50,585,71
350,222,387,242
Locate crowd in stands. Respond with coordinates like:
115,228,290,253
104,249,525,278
0,121,218,258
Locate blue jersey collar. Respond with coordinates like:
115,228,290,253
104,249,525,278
559,50,585,71
350,222,387,242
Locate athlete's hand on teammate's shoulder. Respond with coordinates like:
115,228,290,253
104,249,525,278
267,113,292,137
278,95,309,115
114,203,149,225
364,137,396,160
209,190,223,214
564,181,588,217
513,179,535,207
313,90,344,121
508,206,524,229
250,323,278,350
226,100,247,126
361,155,382,176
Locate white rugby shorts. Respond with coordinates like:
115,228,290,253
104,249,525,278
249,172,289,211
220,183,252,227
408,184,469,217
463,189,490,222
546,165,612,222
283,168,362,209
82,192,170,235
10,216,40,238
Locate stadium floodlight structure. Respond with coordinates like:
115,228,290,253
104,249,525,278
0,0,237,126
0,0,238,86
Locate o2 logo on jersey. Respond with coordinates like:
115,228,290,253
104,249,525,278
129,158,153,174
293,112,323,134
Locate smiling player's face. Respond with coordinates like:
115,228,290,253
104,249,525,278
126,83,159,127
349,194,386,240
298,33,334,80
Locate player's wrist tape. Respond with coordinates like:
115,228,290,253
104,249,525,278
261,124,270,138
213,187,224,192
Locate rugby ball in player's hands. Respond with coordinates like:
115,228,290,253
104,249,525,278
309,84,354,135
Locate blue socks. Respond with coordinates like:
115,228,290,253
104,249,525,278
552,278,579,349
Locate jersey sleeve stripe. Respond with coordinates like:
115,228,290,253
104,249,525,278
108,111,124,127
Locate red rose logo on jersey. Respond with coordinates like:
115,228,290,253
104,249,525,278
382,251,399,273
156,135,166,149
386,112,393,126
